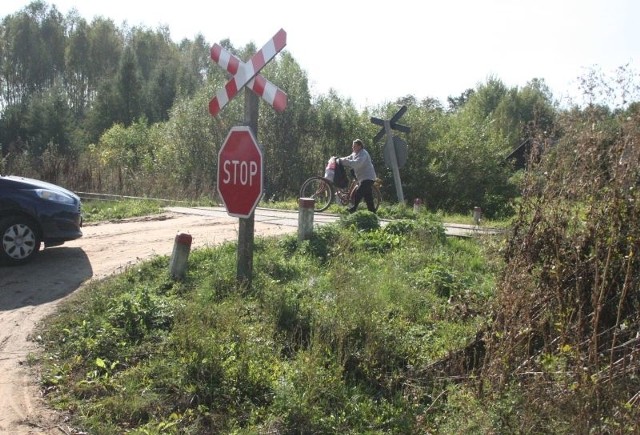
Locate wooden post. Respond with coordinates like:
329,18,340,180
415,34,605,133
237,88,260,286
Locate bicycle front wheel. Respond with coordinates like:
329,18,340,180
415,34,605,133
300,176,334,212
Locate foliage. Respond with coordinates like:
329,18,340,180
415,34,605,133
422,77,552,217
339,210,380,232
2,7,636,428
36,213,498,434
482,78,640,432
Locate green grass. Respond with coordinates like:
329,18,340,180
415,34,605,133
82,199,165,223
34,211,501,434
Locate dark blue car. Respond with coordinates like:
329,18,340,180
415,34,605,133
0,175,83,265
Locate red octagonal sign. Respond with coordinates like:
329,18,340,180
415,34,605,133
217,126,263,218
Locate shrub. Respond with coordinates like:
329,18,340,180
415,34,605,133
339,210,380,231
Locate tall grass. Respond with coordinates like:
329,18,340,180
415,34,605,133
481,96,640,430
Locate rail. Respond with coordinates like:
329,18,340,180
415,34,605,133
76,192,191,204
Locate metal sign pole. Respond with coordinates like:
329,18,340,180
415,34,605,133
371,106,410,204
384,120,405,203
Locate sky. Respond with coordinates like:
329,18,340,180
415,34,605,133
2,0,638,109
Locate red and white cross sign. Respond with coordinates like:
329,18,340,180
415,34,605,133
209,29,287,116
210,44,287,113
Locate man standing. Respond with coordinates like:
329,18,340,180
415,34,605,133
336,139,377,213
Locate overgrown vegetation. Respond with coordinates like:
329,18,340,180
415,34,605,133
480,91,640,432
35,212,499,433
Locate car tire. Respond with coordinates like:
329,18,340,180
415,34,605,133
0,216,41,266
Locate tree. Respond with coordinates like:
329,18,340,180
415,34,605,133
114,45,143,126
0,1,65,106
176,34,212,97
259,52,315,198
516,78,557,138
64,14,91,117
0,1,67,153
23,84,73,156
391,99,446,206
98,118,153,193
425,78,521,216
156,84,222,197
128,26,183,123
447,88,475,112
86,17,122,100
145,64,177,123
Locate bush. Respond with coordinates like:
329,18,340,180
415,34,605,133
339,210,379,231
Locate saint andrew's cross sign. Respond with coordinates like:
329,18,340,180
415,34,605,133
210,44,287,114
209,29,287,117
370,106,411,203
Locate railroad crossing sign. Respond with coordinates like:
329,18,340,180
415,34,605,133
209,28,287,116
371,105,411,203
371,105,410,142
210,44,287,113
217,126,263,218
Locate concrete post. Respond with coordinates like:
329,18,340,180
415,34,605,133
298,197,315,241
413,198,423,213
473,206,482,226
170,233,192,280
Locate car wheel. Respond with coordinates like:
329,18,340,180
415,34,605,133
0,216,41,266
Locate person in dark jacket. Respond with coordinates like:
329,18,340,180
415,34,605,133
335,139,377,213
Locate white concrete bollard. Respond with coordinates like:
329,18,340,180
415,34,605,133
413,198,423,213
298,197,315,241
170,233,192,280
473,206,482,226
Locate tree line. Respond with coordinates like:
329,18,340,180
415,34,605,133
1,1,636,217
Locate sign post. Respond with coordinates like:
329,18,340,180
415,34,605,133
238,91,259,283
371,106,411,203
210,29,287,286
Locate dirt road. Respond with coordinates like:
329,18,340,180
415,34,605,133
0,207,305,434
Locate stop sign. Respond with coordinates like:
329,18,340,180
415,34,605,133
217,126,263,218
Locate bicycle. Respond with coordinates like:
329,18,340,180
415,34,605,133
299,169,382,213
